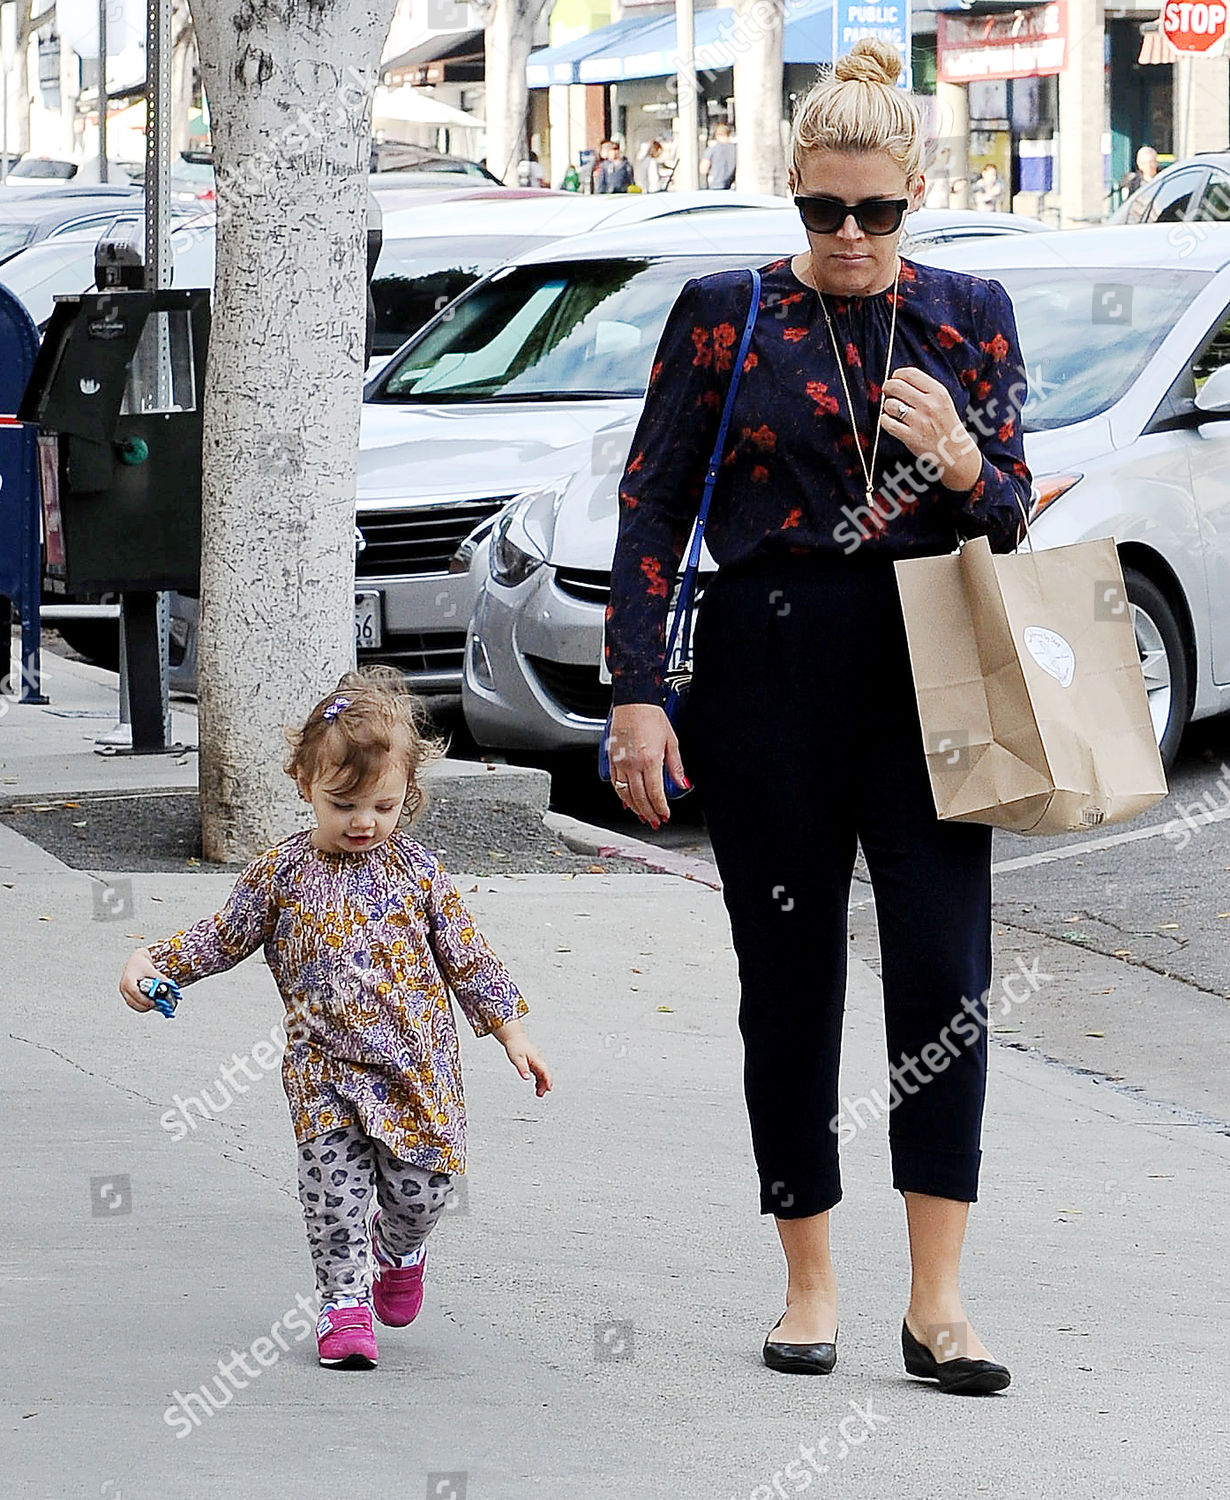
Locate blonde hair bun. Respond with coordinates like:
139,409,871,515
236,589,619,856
832,38,903,88
789,40,921,184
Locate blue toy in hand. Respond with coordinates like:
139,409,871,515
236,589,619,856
139,977,181,1018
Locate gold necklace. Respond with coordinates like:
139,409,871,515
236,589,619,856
814,260,902,511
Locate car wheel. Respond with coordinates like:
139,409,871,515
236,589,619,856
1123,567,1189,770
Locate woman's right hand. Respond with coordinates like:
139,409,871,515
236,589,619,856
119,948,166,1012
606,703,689,828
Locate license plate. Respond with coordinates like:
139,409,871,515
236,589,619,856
355,592,382,651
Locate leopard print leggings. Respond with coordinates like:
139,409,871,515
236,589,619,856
296,1124,452,1303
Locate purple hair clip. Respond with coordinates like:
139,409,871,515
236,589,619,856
322,696,351,721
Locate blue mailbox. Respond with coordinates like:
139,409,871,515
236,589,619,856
0,284,45,704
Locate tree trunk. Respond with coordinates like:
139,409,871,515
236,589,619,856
731,0,786,196
192,1,396,862
170,0,196,159
478,0,542,184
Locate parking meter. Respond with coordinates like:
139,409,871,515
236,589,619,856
19,287,210,748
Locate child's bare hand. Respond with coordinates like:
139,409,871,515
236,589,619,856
119,948,167,1012
493,1020,552,1097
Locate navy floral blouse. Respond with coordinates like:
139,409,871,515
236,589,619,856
605,255,1032,706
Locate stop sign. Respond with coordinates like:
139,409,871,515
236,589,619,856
1163,0,1229,50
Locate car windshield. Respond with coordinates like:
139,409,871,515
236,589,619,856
0,223,34,262
370,235,555,356
994,267,1211,430
372,256,744,402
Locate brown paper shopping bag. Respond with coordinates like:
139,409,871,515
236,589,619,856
894,536,1168,834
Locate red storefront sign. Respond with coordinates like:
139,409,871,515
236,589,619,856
937,2,1068,84
1162,1,1228,52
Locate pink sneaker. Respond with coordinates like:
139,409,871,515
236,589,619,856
371,1210,427,1327
316,1303,378,1369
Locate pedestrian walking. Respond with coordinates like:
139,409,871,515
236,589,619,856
973,162,1006,212
119,667,551,1371
604,38,1029,1394
593,139,634,194
1121,144,1159,199
700,122,737,189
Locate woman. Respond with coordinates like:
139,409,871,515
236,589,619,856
604,39,1030,1395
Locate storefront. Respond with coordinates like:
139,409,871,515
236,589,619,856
935,2,1064,215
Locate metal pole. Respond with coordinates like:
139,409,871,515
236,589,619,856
1,3,10,184
674,0,700,192
146,0,172,294
98,0,108,181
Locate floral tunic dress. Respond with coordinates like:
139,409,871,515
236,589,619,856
146,830,528,1174
605,255,1033,706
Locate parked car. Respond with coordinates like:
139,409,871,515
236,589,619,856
4,155,133,185
460,224,1230,768
355,201,1053,695
1109,153,1230,227
357,208,801,692
368,189,784,361
0,187,148,264
370,142,499,179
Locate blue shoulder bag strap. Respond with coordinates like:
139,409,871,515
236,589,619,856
662,267,761,682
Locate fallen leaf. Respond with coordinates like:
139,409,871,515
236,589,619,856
1085,1031,1105,1038
657,1005,673,1013
587,864,605,874
1159,923,1180,930
1113,949,1132,957
631,967,641,974
1098,987,1115,994
61,801,79,809
71,820,87,827
38,915,51,922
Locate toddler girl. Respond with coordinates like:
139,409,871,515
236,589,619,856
119,668,551,1370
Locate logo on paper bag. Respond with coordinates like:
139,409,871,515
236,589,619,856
1022,626,1075,687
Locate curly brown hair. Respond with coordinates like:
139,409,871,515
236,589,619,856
284,665,446,825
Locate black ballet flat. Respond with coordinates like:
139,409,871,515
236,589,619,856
762,1314,838,1375
901,1320,1011,1395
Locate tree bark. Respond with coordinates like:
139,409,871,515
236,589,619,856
192,0,396,861
12,1,56,155
731,0,786,196
476,0,545,184
170,0,197,158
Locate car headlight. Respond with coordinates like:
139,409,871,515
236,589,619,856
1029,472,1083,522
490,494,549,587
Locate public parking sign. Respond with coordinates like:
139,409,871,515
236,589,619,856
833,0,913,88
1162,1,1228,52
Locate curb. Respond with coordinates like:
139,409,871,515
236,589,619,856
544,810,722,889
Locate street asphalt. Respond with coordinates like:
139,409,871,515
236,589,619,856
3,639,1228,1498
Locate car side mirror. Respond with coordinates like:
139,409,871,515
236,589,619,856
1194,363,1230,414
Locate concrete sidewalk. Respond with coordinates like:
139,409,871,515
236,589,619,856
3,648,1229,1498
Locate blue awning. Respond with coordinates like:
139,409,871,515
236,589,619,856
528,0,834,88
526,15,662,89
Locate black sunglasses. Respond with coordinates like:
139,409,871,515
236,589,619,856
793,195,910,236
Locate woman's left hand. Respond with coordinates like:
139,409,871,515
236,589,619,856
880,366,983,493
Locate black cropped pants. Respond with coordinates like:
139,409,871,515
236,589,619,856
679,552,993,1219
